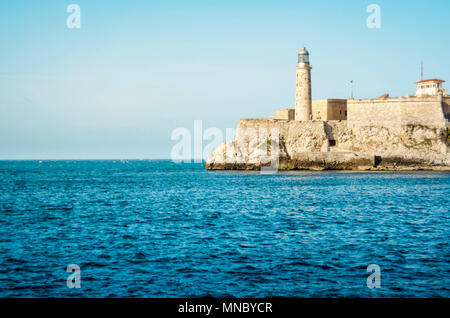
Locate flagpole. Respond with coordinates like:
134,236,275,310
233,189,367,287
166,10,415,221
350,80,354,99
421,61,423,81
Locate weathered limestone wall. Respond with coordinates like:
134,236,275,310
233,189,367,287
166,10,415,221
236,119,328,154
206,118,450,171
312,100,328,120
312,99,347,120
444,97,450,119
327,99,347,120
348,96,446,128
325,120,448,156
275,108,295,120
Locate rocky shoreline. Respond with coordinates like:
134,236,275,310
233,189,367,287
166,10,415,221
205,119,450,172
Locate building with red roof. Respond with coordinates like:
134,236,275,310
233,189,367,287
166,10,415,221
415,79,446,97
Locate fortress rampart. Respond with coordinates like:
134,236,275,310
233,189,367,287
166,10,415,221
312,99,347,121
347,96,447,129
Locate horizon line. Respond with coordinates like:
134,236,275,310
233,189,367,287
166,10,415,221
0,158,206,161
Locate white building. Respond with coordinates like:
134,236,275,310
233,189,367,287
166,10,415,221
415,79,446,97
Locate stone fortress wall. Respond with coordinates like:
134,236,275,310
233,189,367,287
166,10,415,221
312,99,347,121
275,108,295,121
444,97,450,119
311,100,327,120
274,96,448,127
275,99,347,121
347,95,448,129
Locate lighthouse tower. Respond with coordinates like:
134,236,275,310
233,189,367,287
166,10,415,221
295,48,312,121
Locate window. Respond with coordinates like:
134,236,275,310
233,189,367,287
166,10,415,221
329,140,336,147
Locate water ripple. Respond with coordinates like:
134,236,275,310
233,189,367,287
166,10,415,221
0,160,448,297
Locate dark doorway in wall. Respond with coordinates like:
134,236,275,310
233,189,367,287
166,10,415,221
375,156,382,167
329,140,336,147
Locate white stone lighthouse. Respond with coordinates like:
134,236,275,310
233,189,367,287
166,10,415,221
295,47,312,121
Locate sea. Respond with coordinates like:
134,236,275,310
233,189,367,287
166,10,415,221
0,160,448,297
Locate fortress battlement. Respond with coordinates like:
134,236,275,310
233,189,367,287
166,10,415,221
349,95,443,103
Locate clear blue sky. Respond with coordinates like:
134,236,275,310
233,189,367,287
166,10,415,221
1,0,449,159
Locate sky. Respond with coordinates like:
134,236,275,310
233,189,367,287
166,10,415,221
0,0,449,159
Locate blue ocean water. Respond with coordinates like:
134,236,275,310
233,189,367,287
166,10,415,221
0,160,448,297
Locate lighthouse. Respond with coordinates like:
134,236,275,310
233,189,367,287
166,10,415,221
295,47,312,121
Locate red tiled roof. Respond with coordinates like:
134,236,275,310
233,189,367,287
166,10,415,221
415,79,445,84
377,93,389,99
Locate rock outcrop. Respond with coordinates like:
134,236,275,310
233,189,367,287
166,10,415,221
205,119,450,171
